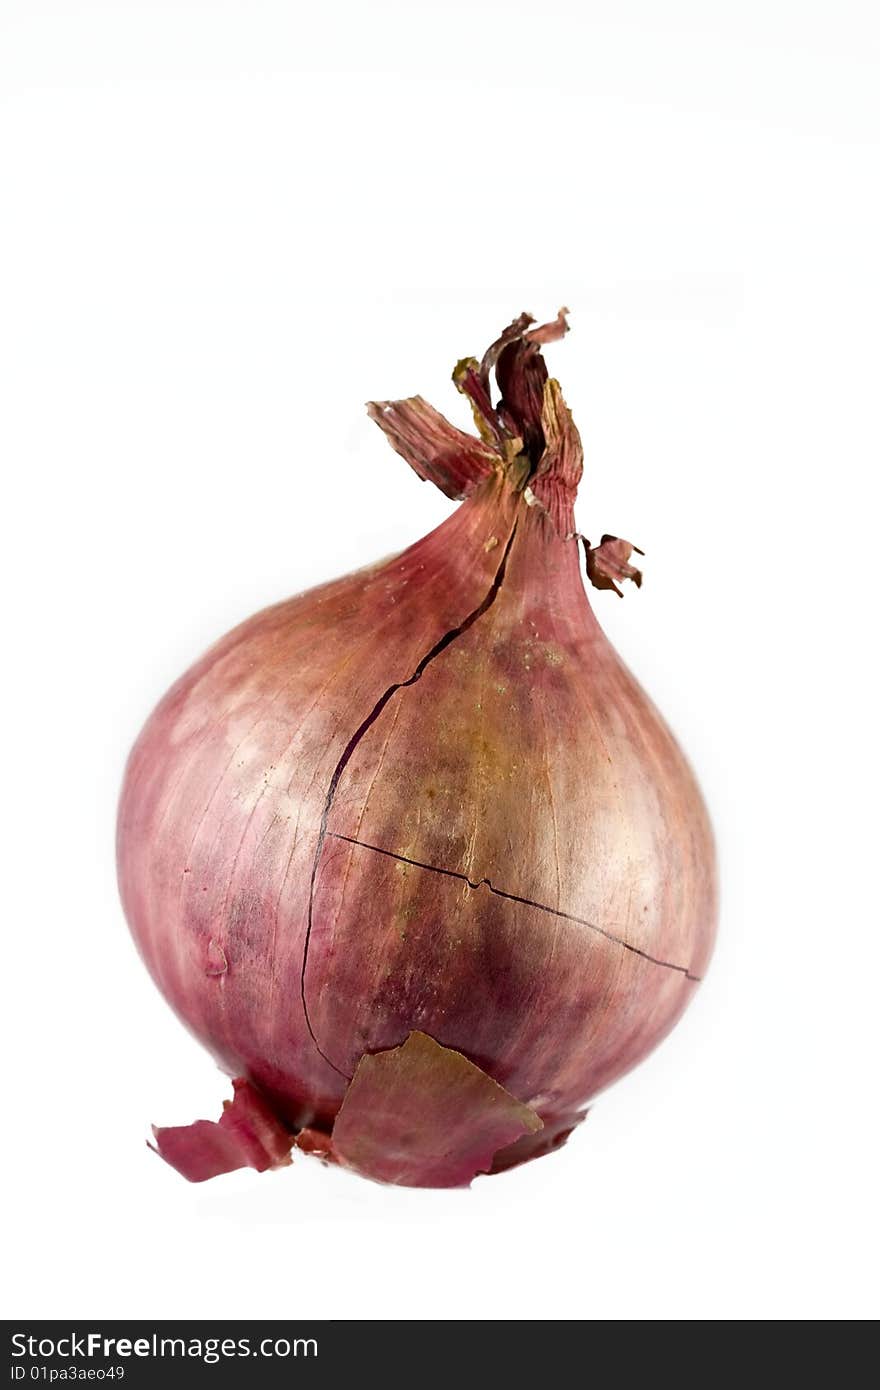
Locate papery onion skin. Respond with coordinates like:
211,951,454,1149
150,1078,294,1182
117,311,717,1185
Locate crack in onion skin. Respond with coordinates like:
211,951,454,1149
117,311,718,1185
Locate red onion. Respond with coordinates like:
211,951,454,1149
118,310,717,1187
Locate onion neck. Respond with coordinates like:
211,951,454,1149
368,309,643,599
504,499,603,642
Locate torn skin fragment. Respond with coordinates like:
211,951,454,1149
583,534,644,597
149,1078,295,1183
330,1031,542,1188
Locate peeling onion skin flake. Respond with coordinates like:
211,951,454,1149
332,1032,542,1188
150,1078,295,1183
118,311,718,1188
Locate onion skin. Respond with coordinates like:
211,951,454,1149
150,1078,294,1183
118,311,717,1186
329,1031,543,1187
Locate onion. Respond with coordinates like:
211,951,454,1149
118,310,717,1187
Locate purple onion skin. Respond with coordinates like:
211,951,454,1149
118,314,717,1183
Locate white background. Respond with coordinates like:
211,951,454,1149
2,2,878,1321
